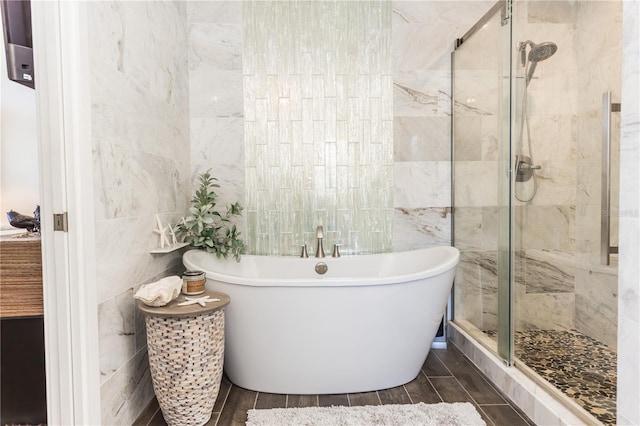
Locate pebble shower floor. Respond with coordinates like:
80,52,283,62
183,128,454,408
487,329,616,424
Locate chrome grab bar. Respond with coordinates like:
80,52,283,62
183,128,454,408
601,91,621,265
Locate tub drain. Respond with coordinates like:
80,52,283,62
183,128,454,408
315,262,328,275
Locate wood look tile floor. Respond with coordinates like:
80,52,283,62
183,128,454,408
134,345,535,426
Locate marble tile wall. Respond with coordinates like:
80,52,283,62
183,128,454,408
187,1,245,226
618,2,640,424
392,1,494,251
88,2,190,424
573,0,622,349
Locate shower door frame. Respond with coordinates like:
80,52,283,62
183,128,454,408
450,0,515,366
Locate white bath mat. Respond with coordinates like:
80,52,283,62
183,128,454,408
246,402,486,426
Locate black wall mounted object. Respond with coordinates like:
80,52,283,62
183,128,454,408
1,0,34,89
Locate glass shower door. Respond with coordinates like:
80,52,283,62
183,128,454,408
452,1,513,363
510,1,621,423
453,0,621,422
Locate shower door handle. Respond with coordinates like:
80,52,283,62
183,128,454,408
601,91,620,265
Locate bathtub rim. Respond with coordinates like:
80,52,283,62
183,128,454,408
183,245,460,287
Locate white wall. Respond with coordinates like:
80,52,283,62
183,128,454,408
0,28,39,229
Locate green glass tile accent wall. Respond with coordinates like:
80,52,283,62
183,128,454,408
243,0,394,256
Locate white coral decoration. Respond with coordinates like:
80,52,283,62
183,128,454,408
134,276,182,307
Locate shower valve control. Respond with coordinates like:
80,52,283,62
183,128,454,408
515,155,541,182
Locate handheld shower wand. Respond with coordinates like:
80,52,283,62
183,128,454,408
514,40,557,202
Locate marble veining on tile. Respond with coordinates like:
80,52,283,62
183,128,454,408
523,250,575,294
453,250,500,331
101,349,154,426
393,207,450,251
515,290,575,331
394,161,450,209
393,82,443,115
99,289,135,384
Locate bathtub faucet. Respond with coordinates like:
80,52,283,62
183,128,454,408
315,226,326,258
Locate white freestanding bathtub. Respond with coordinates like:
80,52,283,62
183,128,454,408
183,246,459,394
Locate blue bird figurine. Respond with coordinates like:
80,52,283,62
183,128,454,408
6,205,40,233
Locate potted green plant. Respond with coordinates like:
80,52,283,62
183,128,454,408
175,171,245,262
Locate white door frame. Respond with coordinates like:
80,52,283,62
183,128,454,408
32,1,100,424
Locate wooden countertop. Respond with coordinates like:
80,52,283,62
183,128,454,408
0,235,44,318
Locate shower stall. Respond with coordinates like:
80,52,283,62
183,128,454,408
451,1,621,424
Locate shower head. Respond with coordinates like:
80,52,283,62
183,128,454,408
519,40,557,85
528,41,557,62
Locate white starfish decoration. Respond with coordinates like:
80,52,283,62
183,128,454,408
177,295,221,307
154,215,169,248
168,224,178,245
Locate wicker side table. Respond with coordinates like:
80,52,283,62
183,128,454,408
138,290,230,426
